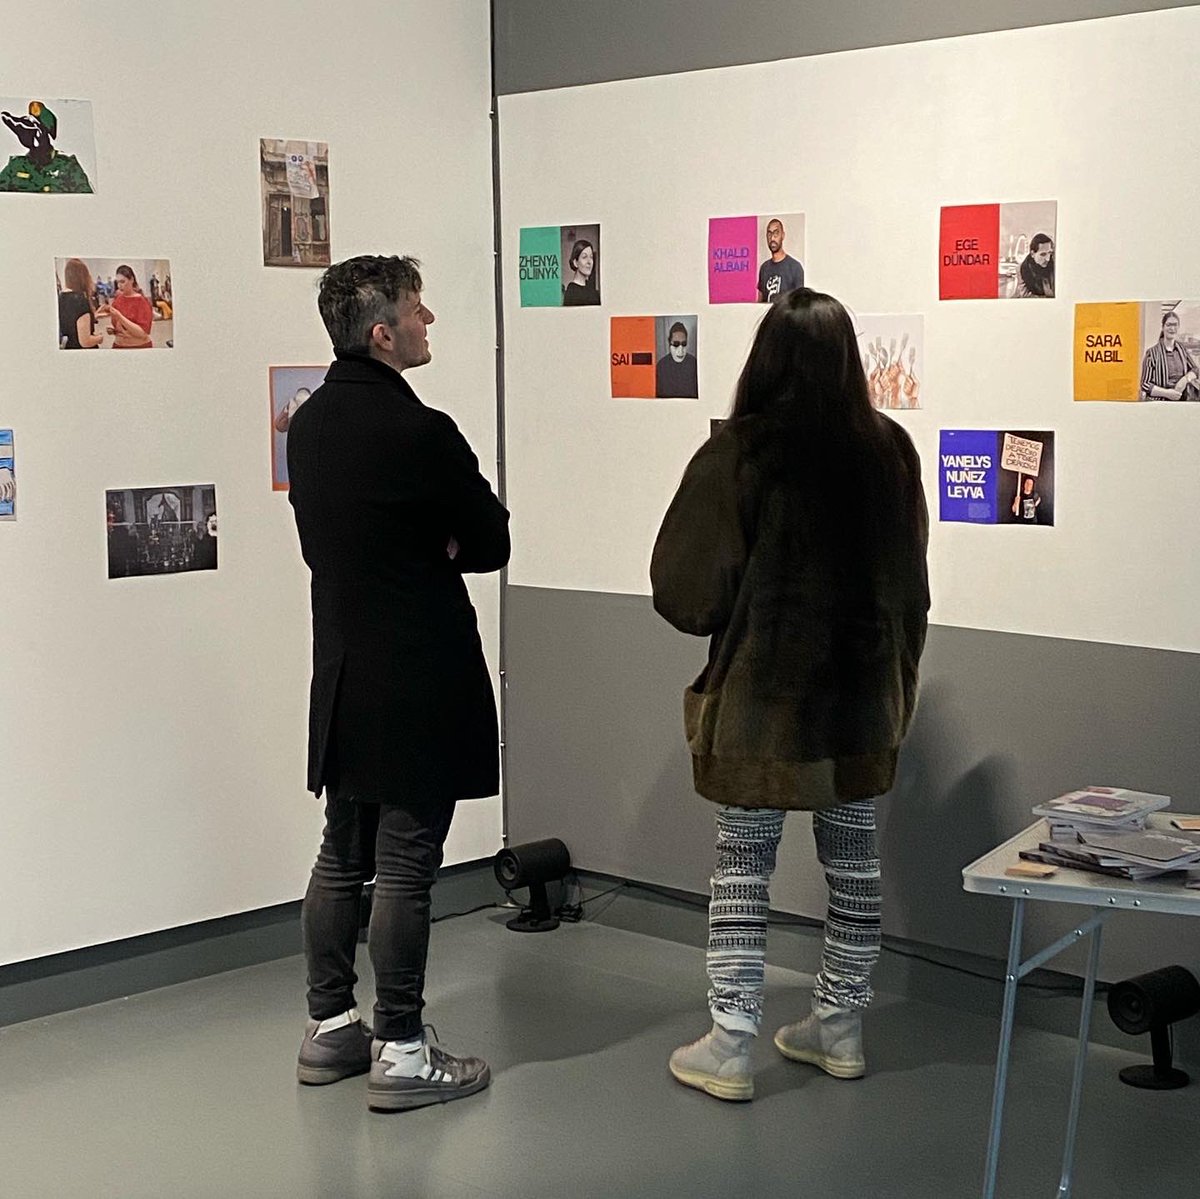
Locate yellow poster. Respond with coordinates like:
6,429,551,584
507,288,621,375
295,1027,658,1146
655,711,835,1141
1073,303,1142,401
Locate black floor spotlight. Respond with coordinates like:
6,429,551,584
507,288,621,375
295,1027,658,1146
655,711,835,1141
492,838,571,933
1107,965,1200,1090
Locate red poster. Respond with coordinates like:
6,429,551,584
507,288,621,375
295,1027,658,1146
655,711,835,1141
939,204,1000,300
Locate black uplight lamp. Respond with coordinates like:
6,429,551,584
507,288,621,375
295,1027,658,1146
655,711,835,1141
1107,965,1200,1090
493,838,571,933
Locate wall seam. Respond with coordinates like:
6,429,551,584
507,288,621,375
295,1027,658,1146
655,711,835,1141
489,0,512,846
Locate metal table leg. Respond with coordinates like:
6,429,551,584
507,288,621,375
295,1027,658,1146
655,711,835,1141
982,897,1025,1199
1056,917,1105,1199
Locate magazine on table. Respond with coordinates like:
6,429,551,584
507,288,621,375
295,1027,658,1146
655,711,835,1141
1019,847,1164,881
1032,787,1170,825
1078,828,1200,868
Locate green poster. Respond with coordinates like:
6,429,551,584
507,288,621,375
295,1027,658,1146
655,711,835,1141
519,226,563,307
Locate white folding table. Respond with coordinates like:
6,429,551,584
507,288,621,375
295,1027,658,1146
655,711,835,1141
962,814,1200,1199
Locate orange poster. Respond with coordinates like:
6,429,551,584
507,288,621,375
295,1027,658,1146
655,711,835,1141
610,317,656,398
1074,303,1142,401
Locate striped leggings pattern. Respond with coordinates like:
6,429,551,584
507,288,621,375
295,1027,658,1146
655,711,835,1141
706,800,881,1033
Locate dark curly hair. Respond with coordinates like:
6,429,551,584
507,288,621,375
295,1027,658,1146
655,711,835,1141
317,255,424,352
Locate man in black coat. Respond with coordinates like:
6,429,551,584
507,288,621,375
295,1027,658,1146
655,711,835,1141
288,255,509,1112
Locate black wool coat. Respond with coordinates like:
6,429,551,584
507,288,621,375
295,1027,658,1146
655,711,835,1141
287,353,510,803
651,413,930,811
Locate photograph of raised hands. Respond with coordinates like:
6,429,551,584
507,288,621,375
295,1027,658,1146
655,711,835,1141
857,315,923,410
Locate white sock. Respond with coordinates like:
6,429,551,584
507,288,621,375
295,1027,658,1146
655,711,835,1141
313,1007,361,1038
380,1036,440,1079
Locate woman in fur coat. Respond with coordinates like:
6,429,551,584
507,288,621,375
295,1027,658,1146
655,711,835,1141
652,289,930,1101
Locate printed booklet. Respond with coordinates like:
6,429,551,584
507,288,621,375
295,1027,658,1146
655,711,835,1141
1032,787,1171,825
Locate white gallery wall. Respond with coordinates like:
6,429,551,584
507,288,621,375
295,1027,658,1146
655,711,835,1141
501,7,1200,654
0,0,501,965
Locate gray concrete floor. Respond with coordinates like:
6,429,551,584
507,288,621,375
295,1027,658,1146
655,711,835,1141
1,908,1197,1199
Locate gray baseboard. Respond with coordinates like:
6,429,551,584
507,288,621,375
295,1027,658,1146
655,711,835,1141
0,861,502,1029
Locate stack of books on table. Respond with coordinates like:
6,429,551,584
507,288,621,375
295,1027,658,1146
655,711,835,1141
1021,787,1200,881
1035,786,1170,839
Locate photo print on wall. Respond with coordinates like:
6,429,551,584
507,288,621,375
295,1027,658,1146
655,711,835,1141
0,430,13,521
106,485,218,579
518,224,601,306
939,430,1055,526
708,213,805,304
269,365,325,490
1,98,96,193
55,257,173,350
939,201,1056,300
857,315,923,410
1074,301,1200,402
611,316,698,399
260,140,331,267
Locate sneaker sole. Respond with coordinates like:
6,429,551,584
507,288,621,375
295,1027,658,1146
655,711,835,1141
772,1034,865,1080
668,1061,754,1102
297,1061,371,1086
367,1068,491,1112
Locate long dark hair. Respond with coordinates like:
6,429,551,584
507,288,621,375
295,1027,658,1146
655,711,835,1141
726,289,917,605
731,290,874,436
729,289,881,477
115,264,142,294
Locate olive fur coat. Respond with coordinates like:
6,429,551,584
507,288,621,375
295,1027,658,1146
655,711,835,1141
650,414,929,812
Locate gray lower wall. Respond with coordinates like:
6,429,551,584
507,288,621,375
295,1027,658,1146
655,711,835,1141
505,585,1200,984
493,0,1195,94
0,865,501,1028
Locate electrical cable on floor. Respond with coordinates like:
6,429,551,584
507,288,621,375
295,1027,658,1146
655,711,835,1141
568,879,628,922
879,940,1111,996
578,880,629,906
431,902,503,924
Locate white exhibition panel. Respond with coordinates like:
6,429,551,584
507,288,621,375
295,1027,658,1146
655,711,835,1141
501,7,1200,654
0,0,500,965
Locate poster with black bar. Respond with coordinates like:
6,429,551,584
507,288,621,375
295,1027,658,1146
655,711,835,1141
939,430,1055,526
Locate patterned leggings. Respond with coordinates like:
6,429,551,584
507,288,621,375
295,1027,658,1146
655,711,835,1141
707,801,881,1034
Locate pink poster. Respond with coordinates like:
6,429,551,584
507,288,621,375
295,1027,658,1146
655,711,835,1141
707,216,759,303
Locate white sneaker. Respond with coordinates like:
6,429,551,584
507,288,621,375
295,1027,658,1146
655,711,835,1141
668,1023,754,1101
773,1004,865,1079
367,1027,491,1113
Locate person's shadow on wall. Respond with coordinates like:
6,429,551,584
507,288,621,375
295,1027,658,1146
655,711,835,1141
878,679,1015,957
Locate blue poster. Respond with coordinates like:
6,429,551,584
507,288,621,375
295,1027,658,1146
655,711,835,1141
0,428,13,520
939,430,999,524
939,429,1055,526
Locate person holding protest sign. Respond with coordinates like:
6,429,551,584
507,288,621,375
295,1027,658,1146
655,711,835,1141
1011,474,1042,523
